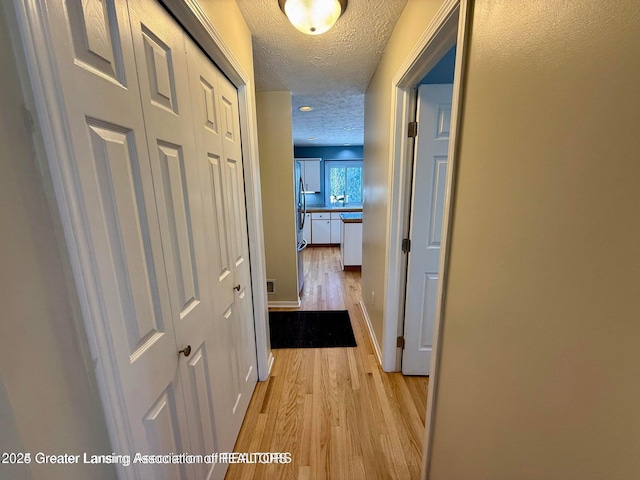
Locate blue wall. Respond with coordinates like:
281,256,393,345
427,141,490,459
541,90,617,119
294,146,363,206
294,145,363,160
420,45,456,84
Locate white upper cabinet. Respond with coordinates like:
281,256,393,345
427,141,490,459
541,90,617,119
296,158,321,192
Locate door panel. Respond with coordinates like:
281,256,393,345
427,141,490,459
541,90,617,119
186,36,257,456
128,2,223,479
207,154,233,283
419,273,439,349
48,1,257,478
184,41,238,467
218,75,258,422
65,0,126,84
141,26,177,113
403,84,453,375
143,387,191,479
182,341,225,480
85,120,167,356
155,142,199,316
50,1,193,476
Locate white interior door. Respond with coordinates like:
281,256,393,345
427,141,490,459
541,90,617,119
47,1,194,478
128,2,228,479
218,73,260,440
45,1,257,479
402,84,453,375
185,37,258,455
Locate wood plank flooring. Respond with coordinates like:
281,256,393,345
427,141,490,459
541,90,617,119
225,246,428,480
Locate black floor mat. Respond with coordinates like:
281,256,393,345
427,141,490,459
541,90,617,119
269,310,357,349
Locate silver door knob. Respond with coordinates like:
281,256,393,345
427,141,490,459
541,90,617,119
179,345,191,357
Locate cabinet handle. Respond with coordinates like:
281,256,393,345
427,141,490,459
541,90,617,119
234,284,241,291
179,345,192,357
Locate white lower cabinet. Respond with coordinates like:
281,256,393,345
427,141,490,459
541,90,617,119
309,211,361,245
330,213,342,243
340,221,363,268
311,212,331,244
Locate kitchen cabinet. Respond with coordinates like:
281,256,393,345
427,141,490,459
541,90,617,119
340,214,363,268
296,158,321,192
330,212,342,244
307,209,362,245
311,212,331,244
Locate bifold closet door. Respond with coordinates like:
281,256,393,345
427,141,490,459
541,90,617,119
127,1,228,479
185,35,258,454
46,1,196,478
44,1,257,479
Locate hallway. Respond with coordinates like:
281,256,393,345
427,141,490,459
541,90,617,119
226,247,429,479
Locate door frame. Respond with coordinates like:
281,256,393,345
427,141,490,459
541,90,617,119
379,0,470,477
10,0,271,475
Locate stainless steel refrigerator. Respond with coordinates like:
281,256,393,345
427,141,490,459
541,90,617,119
295,161,307,294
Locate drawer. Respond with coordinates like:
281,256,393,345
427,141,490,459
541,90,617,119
311,212,330,220
330,212,343,219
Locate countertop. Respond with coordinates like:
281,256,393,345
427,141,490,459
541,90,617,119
340,212,363,223
306,205,363,213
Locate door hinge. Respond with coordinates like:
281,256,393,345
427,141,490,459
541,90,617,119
397,336,405,349
408,121,418,138
402,238,411,253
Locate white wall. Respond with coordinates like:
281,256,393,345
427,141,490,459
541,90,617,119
362,0,446,357
0,4,114,479
255,91,299,303
199,0,256,79
428,1,640,478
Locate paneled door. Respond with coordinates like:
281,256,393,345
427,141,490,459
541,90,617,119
44,1,257,479
402,84,453,375
185,37,258,455
128,1,231,479
47,1,195,478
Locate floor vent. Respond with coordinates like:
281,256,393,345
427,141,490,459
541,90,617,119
266,279,276,294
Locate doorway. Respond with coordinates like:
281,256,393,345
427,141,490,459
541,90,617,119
382,0,470,476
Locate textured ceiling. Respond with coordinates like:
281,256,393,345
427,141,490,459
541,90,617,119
235,0,408,146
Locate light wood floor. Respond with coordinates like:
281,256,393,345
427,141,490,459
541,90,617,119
226,246,428,480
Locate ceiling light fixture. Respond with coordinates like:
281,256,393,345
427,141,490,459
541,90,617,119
299,106,314,112
278,0,348,36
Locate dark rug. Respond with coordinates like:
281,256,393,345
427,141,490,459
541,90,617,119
269,310,357,349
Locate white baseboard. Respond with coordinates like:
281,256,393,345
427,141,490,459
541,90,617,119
359,299,383,367
267,300,301,309
265,352,274,378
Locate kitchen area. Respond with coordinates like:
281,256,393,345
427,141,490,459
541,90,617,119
295,147,364,288
255,92,363,307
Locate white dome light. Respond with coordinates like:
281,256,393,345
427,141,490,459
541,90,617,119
279,0,347,35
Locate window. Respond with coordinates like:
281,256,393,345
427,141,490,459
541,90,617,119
324,160,363,206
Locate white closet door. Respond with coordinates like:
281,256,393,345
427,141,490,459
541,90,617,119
185,37,258,455
43,2,258,479
128,2,225,479
218,71,259,442
47,1,194,478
